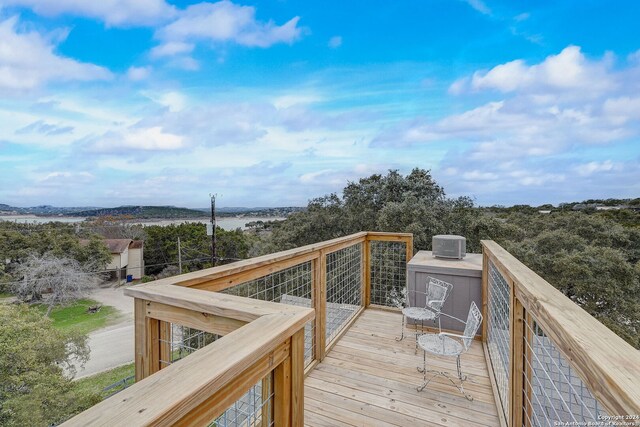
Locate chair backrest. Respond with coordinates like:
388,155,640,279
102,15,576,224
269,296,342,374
461,301,483,351
424,276,454,313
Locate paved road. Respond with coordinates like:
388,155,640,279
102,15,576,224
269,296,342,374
74,286,135,379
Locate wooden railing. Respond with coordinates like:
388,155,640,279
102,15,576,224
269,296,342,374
63,231,413,426
481,240,640,427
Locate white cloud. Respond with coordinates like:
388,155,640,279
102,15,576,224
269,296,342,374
448,78,468,95
0,16,112,90
90,127,185,152
462,0,491,15
150,41,195,58
603,96,640,125
40,171,95,184
154,1,302,54
328,36,342,49
3,0,175,26
143,91,189,112
126,66,151,81
273,94,323,109
573,160,618,177
467,46,615,94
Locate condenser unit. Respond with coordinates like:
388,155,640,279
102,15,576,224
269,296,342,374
432,235,466,259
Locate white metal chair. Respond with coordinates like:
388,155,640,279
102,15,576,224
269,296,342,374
396,276,453,353
416,301,483,400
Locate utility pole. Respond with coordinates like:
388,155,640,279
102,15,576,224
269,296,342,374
177,236,182,273
210,194,217,266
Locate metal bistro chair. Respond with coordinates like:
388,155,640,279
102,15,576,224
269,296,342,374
396,276,453,353
416,301,483,400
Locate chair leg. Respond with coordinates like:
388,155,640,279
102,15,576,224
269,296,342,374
417,354,473,401
396,315,405,341
456,355,467,381
414,321,419,354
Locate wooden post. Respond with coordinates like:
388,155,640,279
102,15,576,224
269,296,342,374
363,238,371,307
273,352,291,427
159,320,171,370
481,252,489,341
134,298,146,381
135,298,164,381
261,375,272,427
509,287,525,427
291,329,305,426
404,235,413,264
523,311,533,427
315,252,327,361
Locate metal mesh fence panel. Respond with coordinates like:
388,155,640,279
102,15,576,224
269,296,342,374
325,243,363,344
369,241,407,307
221,262,315,366
487,260,511,421
523,316,608,426
159,324,222,367
212,373,274,427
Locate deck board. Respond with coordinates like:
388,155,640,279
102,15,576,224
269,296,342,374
304,308,500,427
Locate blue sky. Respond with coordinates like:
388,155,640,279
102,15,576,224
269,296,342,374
0,0,639,208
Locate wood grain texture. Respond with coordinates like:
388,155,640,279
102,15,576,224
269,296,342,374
145,301,247,336
482,240,640,417
291,329,305,426
134,298,146,381
509,295,524,427
63,310,312,426
304,308,501,427
274,353,292,427
481,252,488,340
125,283,303,323
174,341,288,427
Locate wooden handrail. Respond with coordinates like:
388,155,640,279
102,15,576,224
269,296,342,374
63,305,313,426
64,231,414,426
482,240,640,418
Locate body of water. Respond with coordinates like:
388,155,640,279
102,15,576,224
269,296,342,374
0,215,284,231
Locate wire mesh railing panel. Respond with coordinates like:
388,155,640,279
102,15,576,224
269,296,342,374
325,243,363,344
523,316,608,426
159,324,222,367
212,372,274,427
487,260,511,421
369,240,407,307
220,262,315,367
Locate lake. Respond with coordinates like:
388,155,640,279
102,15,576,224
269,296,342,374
0,215,284,231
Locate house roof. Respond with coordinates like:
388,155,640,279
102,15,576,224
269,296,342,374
129,240,144,249
104,239,133,254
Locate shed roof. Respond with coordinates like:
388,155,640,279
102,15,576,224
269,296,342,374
104,239,133,254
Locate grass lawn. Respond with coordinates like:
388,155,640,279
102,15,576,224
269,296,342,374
74,363,135,400
0,291,13,299
35,299,120,335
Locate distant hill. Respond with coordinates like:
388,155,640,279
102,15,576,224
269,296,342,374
68,205,207,219
0,204,101,215
0,203,306,218
195,206,306,217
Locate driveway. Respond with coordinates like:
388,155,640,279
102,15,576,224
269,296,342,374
74,286,135,379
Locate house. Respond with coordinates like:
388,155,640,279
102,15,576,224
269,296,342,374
104,239,144,282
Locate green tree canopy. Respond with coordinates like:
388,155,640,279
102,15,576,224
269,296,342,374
0,305,91,426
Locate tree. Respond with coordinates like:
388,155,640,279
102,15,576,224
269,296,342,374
0,222,111,280
260,168,502,253
84,216,146,241
0,305,91,426
12,253,101,316
144,223,253,275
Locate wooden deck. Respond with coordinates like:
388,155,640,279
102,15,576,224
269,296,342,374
304,308,501,427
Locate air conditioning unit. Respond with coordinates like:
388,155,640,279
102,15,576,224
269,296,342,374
432,235,466,259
